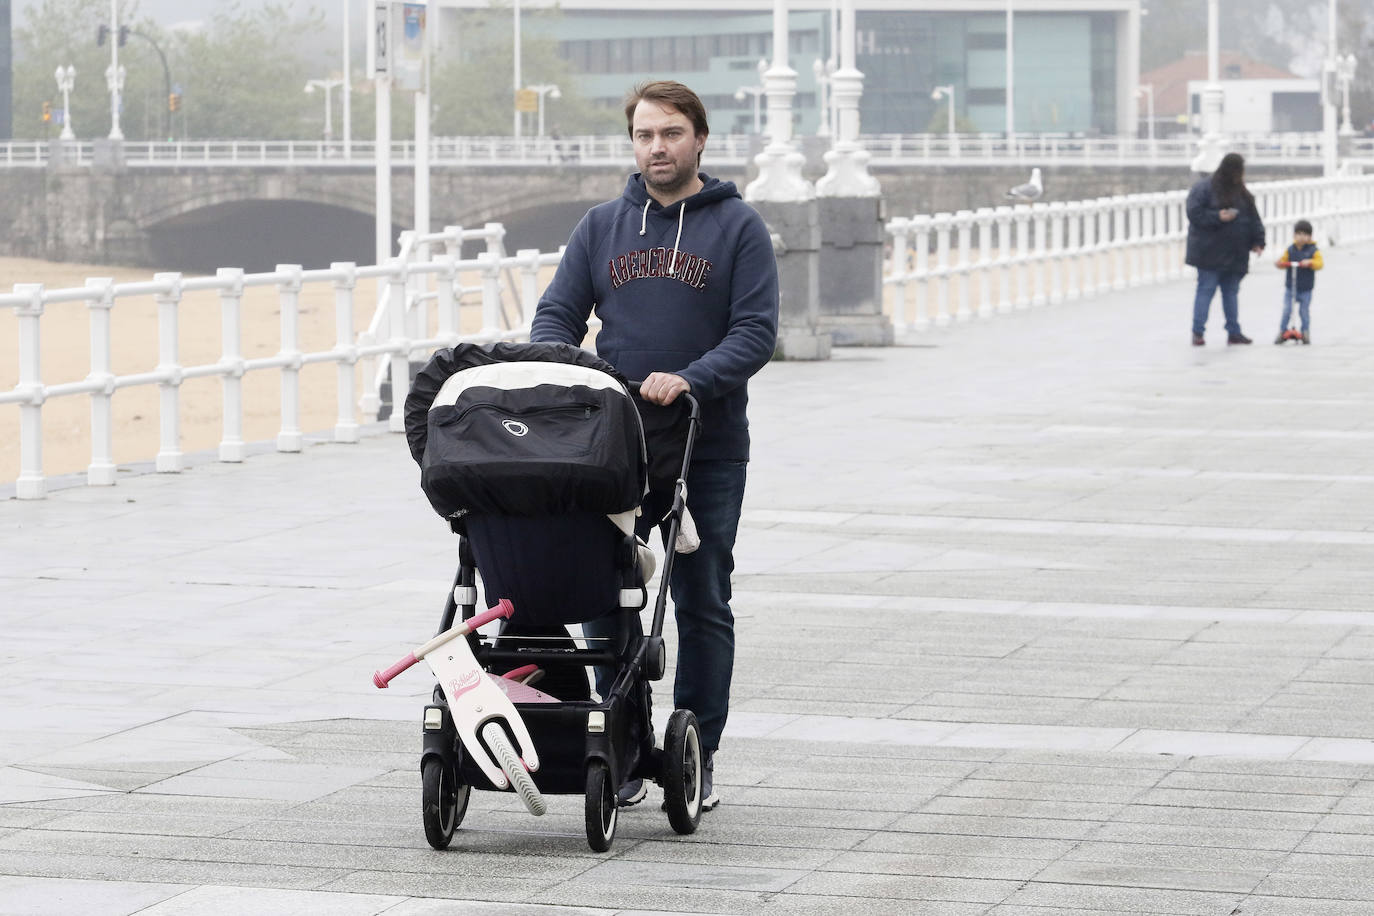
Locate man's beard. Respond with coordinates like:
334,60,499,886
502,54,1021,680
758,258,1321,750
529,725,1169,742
644,157,696,195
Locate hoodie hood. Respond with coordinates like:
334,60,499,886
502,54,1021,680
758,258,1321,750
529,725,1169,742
622,174,742,277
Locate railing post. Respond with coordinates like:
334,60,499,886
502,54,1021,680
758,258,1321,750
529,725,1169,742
516,248,542,330
479,250,502,335
331,262,360,444
911,215,931,332
216,268,246,462
1064,203,1082,301
887,217,911,334
13,284,46,499
386,259,411,434
1048,201,1066,305
974,208,995,319
954,210,973,322
1013,205,1032,311
1031,203,1048,307
995,206,1013,314
1081,201,1098,298
276,264,304,451
153,273,185,472
84,278,117,485
933,213,952,327
1127,200,1144,288
436,252,459,343
1111,200,1127,291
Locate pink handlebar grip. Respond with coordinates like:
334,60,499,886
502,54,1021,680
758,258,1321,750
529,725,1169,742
373,653,419,689
502,664,539,681
370,599,515,689
467,598,515,632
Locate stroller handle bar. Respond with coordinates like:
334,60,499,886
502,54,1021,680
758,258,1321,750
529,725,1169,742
373,598,514,688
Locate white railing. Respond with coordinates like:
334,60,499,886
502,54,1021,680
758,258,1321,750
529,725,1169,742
6,133,1374,169
862,132,1372,167
0,135,753,169
883,175,1374,334
0,230,567,499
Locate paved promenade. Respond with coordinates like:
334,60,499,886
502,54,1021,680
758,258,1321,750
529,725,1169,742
3,245,1373,915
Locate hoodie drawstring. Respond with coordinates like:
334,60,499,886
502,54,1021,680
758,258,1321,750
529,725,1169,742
668,203,686,277
637,197,687,276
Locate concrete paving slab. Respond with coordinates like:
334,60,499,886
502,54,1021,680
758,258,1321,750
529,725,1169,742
0,876,191,916
4,245,1374,913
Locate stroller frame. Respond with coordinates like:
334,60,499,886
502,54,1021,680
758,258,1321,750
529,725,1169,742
418,390,703,852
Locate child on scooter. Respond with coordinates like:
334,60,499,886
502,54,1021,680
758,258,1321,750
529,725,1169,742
1274,219,1323,345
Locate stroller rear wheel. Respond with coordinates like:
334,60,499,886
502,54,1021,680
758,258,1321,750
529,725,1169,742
421,756,469,849
584,760,618,852
661,709,703,835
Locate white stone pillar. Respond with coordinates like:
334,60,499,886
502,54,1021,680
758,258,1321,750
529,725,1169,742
1191,0,1226,174
746,0,814,203
816,0,878,198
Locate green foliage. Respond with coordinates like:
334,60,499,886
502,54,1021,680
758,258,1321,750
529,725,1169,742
11,0,159,139
431,5,619,137
13,0,327,140
168,3,325,140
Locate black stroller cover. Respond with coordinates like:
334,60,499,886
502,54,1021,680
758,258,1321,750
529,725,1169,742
404,342,647,521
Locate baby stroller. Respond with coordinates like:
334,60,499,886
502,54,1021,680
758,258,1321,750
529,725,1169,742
386,341,704,852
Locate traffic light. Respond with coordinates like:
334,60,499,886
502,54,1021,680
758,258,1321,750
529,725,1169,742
41,101,51,123
96,24,129,45
168,93,180,113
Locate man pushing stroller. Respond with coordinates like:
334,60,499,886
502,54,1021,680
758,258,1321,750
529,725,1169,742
531,80,779,810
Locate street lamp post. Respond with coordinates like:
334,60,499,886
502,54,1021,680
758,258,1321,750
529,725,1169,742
812,58,834,138
105,0,123,140
512,0,522,138
528,83,560,136
1191,0,1225,174
1137,83,1155,144
1006,0,1014,142
931,84,955,140
734,60,767,134
735,84,765,133
1323,0,1339,175
342,0,352,157
305,78,343,142
1337,53,1358,137
54,65,75,140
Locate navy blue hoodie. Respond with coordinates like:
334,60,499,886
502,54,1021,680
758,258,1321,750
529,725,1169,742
530,172,779,461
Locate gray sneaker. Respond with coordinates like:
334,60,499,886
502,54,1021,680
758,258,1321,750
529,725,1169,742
617,778,647,807
701,752,719,811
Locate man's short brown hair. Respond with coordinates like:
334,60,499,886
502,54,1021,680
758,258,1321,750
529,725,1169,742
624,80,710,141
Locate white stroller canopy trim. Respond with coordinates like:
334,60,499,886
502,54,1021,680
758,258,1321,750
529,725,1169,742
431,361,628,410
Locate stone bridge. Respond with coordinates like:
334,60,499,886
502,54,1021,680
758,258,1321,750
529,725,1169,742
0,157,1320,271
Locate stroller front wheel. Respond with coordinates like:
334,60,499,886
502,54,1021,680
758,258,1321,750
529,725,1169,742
421,756,469,849
661,709,703,835
584,760,618,852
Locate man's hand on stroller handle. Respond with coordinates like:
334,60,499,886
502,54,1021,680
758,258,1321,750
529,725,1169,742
372,599,514,688
639,372,690,406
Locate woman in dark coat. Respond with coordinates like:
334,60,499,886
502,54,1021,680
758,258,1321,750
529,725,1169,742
1185,152,1266,345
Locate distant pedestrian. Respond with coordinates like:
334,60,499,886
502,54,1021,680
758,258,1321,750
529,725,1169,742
1273,219,1323,345
1186,152,1266,346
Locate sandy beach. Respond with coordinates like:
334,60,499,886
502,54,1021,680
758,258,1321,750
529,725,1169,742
0,256,526,484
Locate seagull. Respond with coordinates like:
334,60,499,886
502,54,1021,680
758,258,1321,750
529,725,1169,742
1005,167,1043,202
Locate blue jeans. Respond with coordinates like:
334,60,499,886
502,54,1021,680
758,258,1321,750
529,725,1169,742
585,458,747,754
1279,287,1312,333
1192,269,1244,337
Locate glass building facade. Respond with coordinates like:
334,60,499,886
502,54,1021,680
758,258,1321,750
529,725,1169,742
444,2,1133,137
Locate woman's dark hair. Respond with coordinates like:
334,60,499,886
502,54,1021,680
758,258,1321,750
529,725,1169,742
1212,152,1254,209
